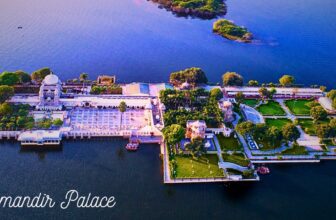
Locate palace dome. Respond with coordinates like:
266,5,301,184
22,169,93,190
43,73,60,85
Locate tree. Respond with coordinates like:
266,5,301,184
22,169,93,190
248,80,258,86
282,123,300,142
330,118,336,129
185,137,205,159
0,103,13,116
316,124,333,139
222,72,243,86
79,73,89,94
0,85,14,103
210,88,223,100
258,87,269,101
333,99,336,109
236,121,255,136
279,75,295,87
79,73,88,82
0,72,19,86
31,67,51,82
163,124,186,148
269,88,277,99
320,86,327,92
235,91,245,105
169,67,208,87
15,70,31,84
118,101,127,113
267,126,283,144
310,106,328,121
327,90,336,100
52,118,63,127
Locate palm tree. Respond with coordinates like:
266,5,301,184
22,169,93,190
79,73,88,94
119,101,127,129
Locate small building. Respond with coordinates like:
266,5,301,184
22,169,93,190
186,120,207,139
97,75,116,85
18,130,62,146
36,73,63,111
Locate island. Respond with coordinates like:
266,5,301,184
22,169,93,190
213,19,253,43
0,68,336,184
149,0,226,19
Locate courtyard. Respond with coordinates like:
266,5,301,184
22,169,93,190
70,108,149,132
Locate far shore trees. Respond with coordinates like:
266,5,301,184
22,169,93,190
169,67,208,87
15,70,31,84
0,85,14,103
213,19,253,43
222,72,243,86
31,67,51,82
279,75,295,87
248,80,259,86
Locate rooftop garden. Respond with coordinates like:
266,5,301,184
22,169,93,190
213,19,253,43
172,154,225,178
216,134,242,151
257,101,286,116
150,0,226,19
222,152,250,167
285,99,320,115
265,118,293,129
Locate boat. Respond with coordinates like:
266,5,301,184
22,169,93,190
257,166,270,174
125,143,139,151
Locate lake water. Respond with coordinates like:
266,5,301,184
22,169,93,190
1,0,336,219
0,0,335,87
1,139,336,220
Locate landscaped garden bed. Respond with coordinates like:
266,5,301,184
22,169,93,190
297,118,330,136
216,134,242,151
222,152,250,167
280,145,308,155
285,99,320,115
257,101,286,116
174,154,225,178
265,118,293,129
242,99,259,107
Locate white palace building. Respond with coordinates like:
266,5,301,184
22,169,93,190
11,73,165,145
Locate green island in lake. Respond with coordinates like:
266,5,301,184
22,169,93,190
150,0,226,19
213,19,253,43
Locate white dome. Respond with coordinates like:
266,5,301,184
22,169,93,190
43,73,60,85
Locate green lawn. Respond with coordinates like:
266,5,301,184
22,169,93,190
285,99,320,115
222,152,250,167
256,139,282,151
242,99,259,107
257,101,286,116
281,145,308,155
174,154,225,178
265,118,293,129
297,118,330,136
216,134,242,151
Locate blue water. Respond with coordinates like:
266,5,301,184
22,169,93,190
0,0,335,87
